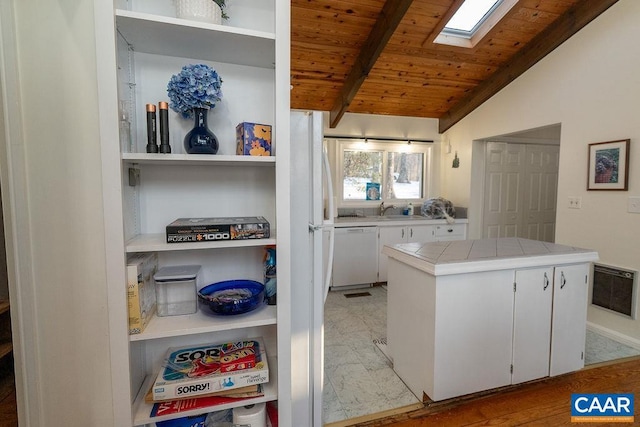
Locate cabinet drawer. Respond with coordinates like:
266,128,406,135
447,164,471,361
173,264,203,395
435,224,465,237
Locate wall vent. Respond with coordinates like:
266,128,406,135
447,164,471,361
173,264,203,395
591,263,637,319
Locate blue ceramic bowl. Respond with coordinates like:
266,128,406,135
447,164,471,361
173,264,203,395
198,280,265,315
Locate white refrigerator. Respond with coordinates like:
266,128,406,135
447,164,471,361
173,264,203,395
290,110,334,426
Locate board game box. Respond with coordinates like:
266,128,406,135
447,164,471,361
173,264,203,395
166,217,270,244
152,338,269,401
149,384,263,417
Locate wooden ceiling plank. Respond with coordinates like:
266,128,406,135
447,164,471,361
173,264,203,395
329,0,415,128
421,0,465,47
439,0,620,132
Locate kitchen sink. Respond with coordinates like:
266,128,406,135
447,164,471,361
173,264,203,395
375,215,425,220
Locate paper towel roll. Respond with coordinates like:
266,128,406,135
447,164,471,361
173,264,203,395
232,402,266,427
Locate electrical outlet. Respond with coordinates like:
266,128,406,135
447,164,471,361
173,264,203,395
568,196,582,209
629,196,640,214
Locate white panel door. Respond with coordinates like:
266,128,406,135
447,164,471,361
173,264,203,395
512,267,553,384
483,143,525,238
522,145,559,242
550,263,589,376
378,226,407,282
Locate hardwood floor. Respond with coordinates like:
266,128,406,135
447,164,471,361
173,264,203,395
350,356,640,427
0,357,637,426
0,357,17,427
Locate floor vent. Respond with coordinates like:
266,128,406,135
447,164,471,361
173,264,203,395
591,263,637,319
344,292,371,298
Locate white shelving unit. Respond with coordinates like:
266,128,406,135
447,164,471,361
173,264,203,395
100,1,289,425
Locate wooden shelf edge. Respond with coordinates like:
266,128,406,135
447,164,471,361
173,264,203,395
132,356,278,426
121,153,276,166
126,233,277,253
129,304,277,342
115,9,276,41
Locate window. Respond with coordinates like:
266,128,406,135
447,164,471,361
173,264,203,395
434,0,517,48
445,0,501,34
337,139,430,204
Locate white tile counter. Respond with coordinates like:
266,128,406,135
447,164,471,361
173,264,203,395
383,237,598,402
382,237,598,276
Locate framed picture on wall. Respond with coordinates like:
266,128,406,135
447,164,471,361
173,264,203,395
587,139,630,190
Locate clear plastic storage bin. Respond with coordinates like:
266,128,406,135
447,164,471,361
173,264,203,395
154,265,201,316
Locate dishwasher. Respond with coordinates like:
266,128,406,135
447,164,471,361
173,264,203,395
332,226,378,288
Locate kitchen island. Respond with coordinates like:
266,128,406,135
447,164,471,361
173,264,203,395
382,238,598,402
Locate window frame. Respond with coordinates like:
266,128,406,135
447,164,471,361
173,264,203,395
434,0,517,49
335,139,432,207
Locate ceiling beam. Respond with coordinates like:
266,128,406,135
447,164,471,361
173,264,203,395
329,0,414,128
438,0,620,133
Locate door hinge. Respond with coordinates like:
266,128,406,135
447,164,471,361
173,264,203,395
585,275,588,284
510,364,513,374
513,282,516,292
581,351,584,360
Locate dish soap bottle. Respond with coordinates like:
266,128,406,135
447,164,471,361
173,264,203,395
407,202,413,216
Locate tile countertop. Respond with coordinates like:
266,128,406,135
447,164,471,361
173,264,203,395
333,216,468,227
382,237,598,276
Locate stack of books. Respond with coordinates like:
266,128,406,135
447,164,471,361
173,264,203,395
148,338,269,418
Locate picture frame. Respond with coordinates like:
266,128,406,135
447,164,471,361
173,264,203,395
587,139,630,190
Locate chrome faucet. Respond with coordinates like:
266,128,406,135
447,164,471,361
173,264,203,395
379,201,395,216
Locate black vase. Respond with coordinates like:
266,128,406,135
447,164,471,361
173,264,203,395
184,107,218,154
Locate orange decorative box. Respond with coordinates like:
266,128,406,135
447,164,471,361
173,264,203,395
236,122,272,156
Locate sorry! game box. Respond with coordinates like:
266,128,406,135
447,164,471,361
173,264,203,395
152,338,269,401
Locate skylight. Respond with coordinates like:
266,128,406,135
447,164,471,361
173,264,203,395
434,0,516,48
445,0,502,34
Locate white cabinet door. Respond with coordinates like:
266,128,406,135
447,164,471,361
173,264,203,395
333,227,379,287
378,226,407,282
433,270,515,400
407,224,435,243
512,267,553,384
550,263,589,376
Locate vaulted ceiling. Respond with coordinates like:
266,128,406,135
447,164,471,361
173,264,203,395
290,0,619,133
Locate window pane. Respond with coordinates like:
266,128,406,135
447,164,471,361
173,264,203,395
384,152,424,200
343,150,383,200
445,0,501,32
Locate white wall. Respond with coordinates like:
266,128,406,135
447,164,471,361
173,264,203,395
0,0,114,425
441,0,640,342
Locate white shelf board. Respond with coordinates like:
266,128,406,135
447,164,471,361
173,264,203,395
122,153,275,167
130,304,276,342
116,10,275,68
126,233,276,253
132,356,278,425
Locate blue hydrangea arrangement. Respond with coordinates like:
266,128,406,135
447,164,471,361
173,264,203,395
167,64,223,119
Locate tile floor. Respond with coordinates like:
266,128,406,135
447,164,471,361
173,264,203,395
323,285,640,425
